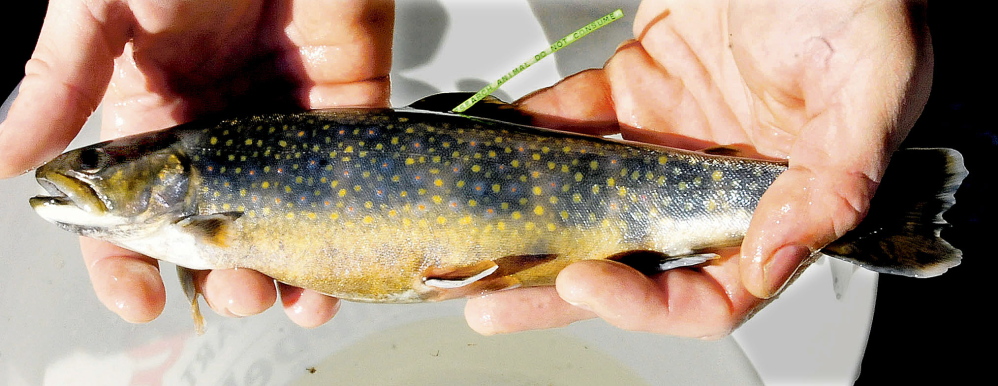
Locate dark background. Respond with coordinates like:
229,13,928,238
2,2,990,384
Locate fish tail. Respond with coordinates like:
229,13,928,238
820,148,967,277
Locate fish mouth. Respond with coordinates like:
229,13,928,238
30,171,108,217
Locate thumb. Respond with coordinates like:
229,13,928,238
0,0,130,178
739,164,877,298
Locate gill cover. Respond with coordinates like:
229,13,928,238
31,129,192,232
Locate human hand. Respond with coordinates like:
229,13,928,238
0,0,393,327
465,0,932,337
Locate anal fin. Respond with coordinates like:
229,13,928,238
608,250,719,275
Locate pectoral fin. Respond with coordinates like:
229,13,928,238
176,212,242,247
177,266,206,335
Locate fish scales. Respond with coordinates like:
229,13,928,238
177,109,782,301
31,98,964,306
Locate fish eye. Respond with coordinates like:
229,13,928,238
78,148,107,172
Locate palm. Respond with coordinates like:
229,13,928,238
1,0,392,327
466,0,930,337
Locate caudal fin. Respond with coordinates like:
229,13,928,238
821,148,967,278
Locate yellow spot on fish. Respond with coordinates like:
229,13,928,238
533,205,544,216
279,140,288,147
532,186,543,195
210,137,218,145
492,184,501,193
344,146,354,153
512,211,522,220
658,156,668,165
295,176,304,184
511,160,520,168
468,199,478,207
592,185,600,194
285,186,292,193
618,187,628,197
706,200,718,211
497,222,506,231
363,216,374,224
286,213,295,219
532,154,541,161
549,196,559,204
239,189,247,197
525,222,536,231
607,177,616,187
432,196,443,205
222,203,231,210
338,189,347,197
678,181,688,190
460,216,473,225
434,179,444,187
262,182,270,189
354,185,362,192
712,170,723,181
547,223,557,232
244,139,253,145
471,165,482,172
330,213,340,220
590,160,599,170
405,158,415,165
307,212,317,220
436,216,447,225
364,201,373,209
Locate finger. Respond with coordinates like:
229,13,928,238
285,0,394,108
278,284,340,328
464,287,595,335
514,69,619,136
79,237,166,323
0,0,130,177
556,260,749,339
197,268,278,317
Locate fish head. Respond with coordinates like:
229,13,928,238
30,130,193,239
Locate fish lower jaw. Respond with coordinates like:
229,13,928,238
31,200,128,229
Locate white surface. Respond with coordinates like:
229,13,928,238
0,1,876,385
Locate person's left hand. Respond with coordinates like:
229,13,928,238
0,0,394,327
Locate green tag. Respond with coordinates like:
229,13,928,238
452,9,625,113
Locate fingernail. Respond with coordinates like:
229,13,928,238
762,245,811,298
566,300,594,312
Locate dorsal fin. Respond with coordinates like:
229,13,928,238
407,92,534,125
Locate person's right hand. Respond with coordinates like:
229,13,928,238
464,0,933,338
0,0,394,328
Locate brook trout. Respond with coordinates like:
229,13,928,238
30,94,965,313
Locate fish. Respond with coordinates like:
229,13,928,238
29,93,965,329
